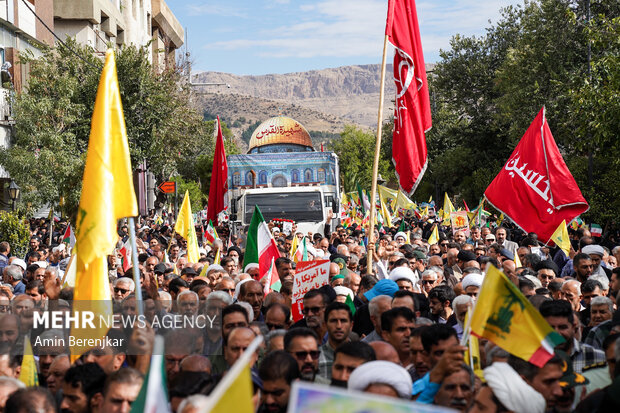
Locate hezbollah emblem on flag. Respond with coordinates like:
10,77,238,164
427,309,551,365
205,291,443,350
485,288,525,337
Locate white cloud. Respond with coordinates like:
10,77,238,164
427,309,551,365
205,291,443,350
186,3,249,18
203,0,521,59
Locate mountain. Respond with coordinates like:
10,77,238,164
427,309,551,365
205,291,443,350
193,63,435,149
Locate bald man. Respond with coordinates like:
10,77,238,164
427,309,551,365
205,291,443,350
180,355,212,375
369,341,400,365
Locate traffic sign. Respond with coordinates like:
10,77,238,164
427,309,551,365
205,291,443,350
158,181,176,194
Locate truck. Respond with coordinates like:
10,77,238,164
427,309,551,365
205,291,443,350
226,116,340,235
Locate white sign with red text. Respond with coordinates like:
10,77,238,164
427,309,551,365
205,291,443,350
291,260,330,322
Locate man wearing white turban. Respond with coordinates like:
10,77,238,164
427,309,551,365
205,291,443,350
481,362,546,413
348,360,412,399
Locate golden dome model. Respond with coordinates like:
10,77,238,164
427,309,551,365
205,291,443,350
248,116,313,152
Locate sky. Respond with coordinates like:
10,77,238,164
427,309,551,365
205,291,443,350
166,0,523,76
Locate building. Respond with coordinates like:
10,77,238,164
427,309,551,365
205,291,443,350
53,0,183,70
0,0,55,210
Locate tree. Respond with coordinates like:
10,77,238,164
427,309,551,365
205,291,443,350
331,125,393,193
414,0,619,225
0,39,211,219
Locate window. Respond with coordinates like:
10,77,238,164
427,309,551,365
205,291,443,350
291,169,300,183
272,175,287,187
258,170,267,185
232,172,240,186
304,168,313,183
317,168,326,183
245,171,254,186
245,192,323,223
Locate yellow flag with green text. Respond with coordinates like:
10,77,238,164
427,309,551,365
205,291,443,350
174,191,200,263
19,338,38,387
550,220,570,257
379,193,392,228
442,193,455,221
469,266,564,367
428,225,439,245
73,49,137,360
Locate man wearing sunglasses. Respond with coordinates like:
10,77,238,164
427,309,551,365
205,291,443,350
112,278,134,303
284,328,321,382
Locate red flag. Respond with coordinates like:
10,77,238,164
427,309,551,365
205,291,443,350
207,117,228,226
386,0,432,195
463,200,470,212
484,108,588,243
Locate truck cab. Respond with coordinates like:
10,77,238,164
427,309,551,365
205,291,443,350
236,186,331,235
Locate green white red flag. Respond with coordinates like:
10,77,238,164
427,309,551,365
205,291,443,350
242,206,281,284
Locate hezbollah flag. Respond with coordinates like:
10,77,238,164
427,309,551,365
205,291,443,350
174,191,200,263
428,224,439,245
469,265,564,367
19,338,38,387
203,336,263,413
550,220,570,257
72,49,137,359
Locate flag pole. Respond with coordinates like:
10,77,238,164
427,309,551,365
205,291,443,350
367,34,390,275
128,217,144,316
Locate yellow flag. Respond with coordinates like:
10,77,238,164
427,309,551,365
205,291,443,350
379,193,392,228
174,191,200,263
378,185,398,210
396,190,415,211
205,337,261,413
428,225,439,245
214,247,221,265
514,251,523,268
550,220,570,257
442,193,455,220
469,266,564,367
463,310,483,379
73,50,137,359
290,232,299,256
19,338,38,387
210,364,253,413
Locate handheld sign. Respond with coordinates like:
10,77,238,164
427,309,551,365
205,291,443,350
291,260,330,322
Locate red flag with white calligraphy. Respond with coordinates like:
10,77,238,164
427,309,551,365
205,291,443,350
386,0,432,195
206,116,228,226
484,108,588,243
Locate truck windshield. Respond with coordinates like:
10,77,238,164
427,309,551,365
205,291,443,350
245,192,323,223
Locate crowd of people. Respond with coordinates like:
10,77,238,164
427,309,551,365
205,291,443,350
0,214,619,413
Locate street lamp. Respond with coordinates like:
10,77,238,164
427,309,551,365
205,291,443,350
8,180,19,211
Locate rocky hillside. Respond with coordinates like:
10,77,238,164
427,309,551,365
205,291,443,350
193,63,435,148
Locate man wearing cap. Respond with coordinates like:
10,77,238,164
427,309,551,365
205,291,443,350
354,280,398,338
453,250,476,278
180,267,197,284
485,233,496,245
583,245,611,279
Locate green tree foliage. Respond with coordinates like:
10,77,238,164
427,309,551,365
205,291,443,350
171,176,206,214
330,125,393,193
241,120,261,144
0,39,211,219
414,0,619,224
0,211,30,257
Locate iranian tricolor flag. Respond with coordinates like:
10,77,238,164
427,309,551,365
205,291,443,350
204,220,219,245
130,336,169,413
263,258,281,294
118,240,131,273
62,225,76,249
242,206,281,287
